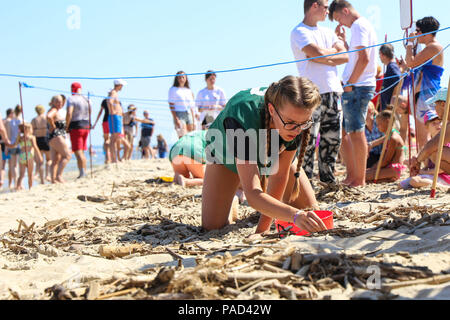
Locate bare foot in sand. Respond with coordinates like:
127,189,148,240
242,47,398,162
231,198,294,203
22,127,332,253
348,182,365,188
341,180,352,186
228,196,239,225
235,189,246,204
55,176,65,184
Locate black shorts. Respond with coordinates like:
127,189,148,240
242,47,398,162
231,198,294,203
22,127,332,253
36,136,50,152
367,152,380,169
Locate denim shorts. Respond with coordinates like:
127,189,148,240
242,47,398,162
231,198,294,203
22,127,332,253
175,111,194,125
342,86,375,133
7,147,21,155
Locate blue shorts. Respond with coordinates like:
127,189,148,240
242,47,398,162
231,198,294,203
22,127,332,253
342,86,375,133
1,151,10,161
159,151,167,159
108,115,123,134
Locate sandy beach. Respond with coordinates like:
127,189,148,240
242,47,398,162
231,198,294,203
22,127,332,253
0,159,449,300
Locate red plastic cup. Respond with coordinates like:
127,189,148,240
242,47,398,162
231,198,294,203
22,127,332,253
275,211,334,237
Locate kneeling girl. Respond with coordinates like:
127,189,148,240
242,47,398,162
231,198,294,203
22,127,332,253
202,76,327,234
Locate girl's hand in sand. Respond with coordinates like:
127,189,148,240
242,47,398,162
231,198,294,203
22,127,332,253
294,211,327,234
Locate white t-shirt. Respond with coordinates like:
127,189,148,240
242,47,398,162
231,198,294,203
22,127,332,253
342,17,377,87
196,86,227,122
291,22,343,94
168,87,195,113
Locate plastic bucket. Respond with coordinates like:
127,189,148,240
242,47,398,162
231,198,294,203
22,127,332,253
275,211,334,237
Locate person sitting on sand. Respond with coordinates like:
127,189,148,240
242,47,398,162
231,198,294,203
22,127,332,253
400,110,450,190
365,101,384,168
365,110,406,182
47,95,72,184
11,123,42,190
170,130,207,188
409,88,450,185
202,76,327,234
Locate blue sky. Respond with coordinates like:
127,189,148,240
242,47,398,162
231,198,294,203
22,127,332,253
1,0,449,147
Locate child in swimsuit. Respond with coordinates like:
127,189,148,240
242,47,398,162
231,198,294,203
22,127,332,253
12,123,42,190
366,110,406,182
399,111,450,190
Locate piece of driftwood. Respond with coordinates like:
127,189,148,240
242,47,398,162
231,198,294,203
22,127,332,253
365,207,397,223
382,275,450,291
96,288,137,300
98,244,142,258
226,271,293,282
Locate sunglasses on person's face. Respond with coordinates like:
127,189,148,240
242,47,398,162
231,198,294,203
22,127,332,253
272,105,313,131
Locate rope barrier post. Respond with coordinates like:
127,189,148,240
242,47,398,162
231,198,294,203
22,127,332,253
410,71,420,154
430,77,450,198
374,78,405,183
88,92,94,179
18,82,30,189
407,86,413,176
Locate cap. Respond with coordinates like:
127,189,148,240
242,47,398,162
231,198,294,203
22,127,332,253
128,105,137,111
71,82,82,95
114,79,127,87
424,110,439,124
427,88,447,104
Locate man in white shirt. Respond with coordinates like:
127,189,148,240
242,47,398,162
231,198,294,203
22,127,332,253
329,0,377,187
291,0,349,184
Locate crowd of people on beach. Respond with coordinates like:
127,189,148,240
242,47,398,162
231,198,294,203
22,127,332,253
167,0,448,234
0,1,448,234
0,80,170,190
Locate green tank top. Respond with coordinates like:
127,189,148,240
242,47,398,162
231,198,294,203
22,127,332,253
206,87,301,174
169,130,207,164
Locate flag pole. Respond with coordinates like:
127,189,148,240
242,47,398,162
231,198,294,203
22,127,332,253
88,92,94,179
430,77,450,198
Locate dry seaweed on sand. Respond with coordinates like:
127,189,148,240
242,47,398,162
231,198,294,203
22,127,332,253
41,246,449,300
315,182,371,203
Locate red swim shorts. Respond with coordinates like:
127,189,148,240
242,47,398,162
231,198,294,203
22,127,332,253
102,121,110,135
70,129,89,152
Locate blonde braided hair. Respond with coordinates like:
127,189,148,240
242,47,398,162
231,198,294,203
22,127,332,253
261,76,321,197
